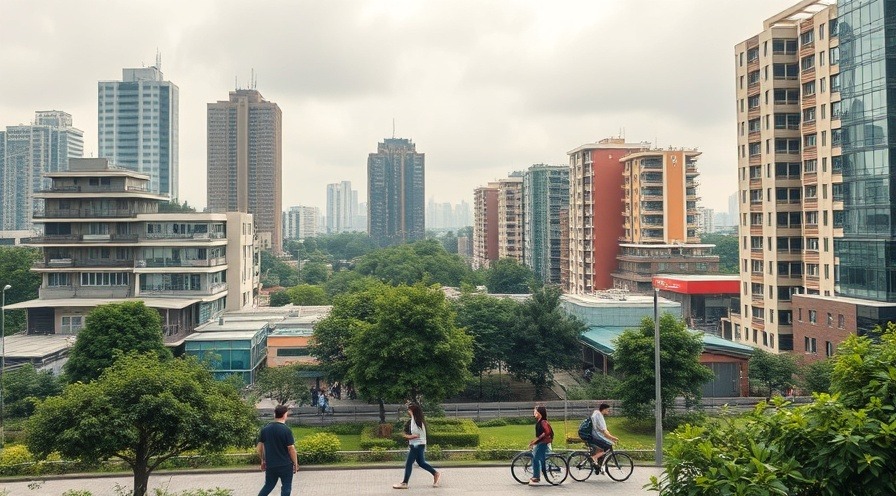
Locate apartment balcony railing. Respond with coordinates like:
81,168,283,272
135,257,227,268
37,185,152,194
137,282,227,297
39,286,131,299
33,258,134,269
22,234,140,244
142,232,226,241
32,208,140,219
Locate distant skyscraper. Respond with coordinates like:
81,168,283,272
472,185,499,269
727,192,738,227
523,164,570,284
367,138,425,245
207,89,282,252
326,181,355,233
283,205,320,240
98,60,178,199
1,111,83,230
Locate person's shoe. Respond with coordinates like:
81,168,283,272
433,471,442,487
528,478,540,485
392,482,408,489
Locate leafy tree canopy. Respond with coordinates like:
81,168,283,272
503,286,584,398
64,301,172,383
260,251,299,288
255,363,313,406
156,200,196,213
354,239,475,287
269,290,291,307
484,258,535,294
28,352,257,496
612,313,713,420
749,348,799,398
453,292,519,378
0,246,41,334
700,233,738,274
300,260,330,285
2,364,63,418
285,284,328,305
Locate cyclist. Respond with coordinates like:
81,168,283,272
588,403,619,465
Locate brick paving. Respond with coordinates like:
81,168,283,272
0,465,664,496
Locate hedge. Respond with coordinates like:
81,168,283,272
390,418,480,448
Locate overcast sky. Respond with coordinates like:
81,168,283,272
1,0,797,216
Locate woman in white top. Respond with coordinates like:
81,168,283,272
393,403,441,489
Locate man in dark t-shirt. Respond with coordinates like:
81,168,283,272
257,404,298,496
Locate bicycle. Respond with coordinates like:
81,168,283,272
510,446,569,485
566,445,634,482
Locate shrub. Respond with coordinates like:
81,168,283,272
360,425,399,450
425,444,444,461
0,445,33,466
62,492,92,496
360,447,394,462
476,418,507,427
475,438,518,461
412,418,479,448
295,432,340,464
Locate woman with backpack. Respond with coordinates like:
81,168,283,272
527,405,553,485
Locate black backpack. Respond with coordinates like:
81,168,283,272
578,416,593,441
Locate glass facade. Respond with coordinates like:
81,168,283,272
836,0,896,301
184,329,267,385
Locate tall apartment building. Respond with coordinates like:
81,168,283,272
1,111,83,230
613,149,719,293
207,89,282,253
697,207,715,235
496,174,524,262
7,158,258,339
98,62,178,199
283,205,320,240
523,164,570,284
326,181,356,233
729,0,842,352
472,185,499,269
567,138,650,294
367,138,425,245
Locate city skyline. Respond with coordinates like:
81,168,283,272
0,1,797,216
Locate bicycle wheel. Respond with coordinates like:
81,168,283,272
603,452,634,482
566,451,594,481
511,452,534,484
543,453,569,485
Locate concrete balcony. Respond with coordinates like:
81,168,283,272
135,257,227,268
39,286,131,299
137,282,227,297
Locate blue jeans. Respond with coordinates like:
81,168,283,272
403,444,437,483
531,443,548,480
258,463,294,496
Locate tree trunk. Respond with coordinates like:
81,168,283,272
378,397,386,423
133,461,151,496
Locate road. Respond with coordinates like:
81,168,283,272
0,465,664,496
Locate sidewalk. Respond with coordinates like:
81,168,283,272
0,465,664,496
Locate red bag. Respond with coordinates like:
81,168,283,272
540,419,554,444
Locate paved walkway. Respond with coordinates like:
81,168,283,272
0,465,664,495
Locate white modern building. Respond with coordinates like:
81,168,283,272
326,181,357,233
98,60,179,200
283,205,320,240
7,158,259,343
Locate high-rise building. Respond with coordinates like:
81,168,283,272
367,138,425,245
613,149,720,293
326,181,355,234
728,0,843,352
523,164,570,284
98,61,178,199
497,174,524,262
567,138,650,294
697,207,715,235
207,89,282,253
8,158,258,338
283,205,320,240
472,185,499,269
1,111,84,231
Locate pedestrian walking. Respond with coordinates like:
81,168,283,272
256,404,299,496
393,403,441,489
527,405,553,485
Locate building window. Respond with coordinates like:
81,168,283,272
803,107,816,122
800,30,814,46
805,336,818,354
838,314,845,328
827,312,833,327
826,341,834,357
800,55,815,71
773,63,798,80
809,309,817,324
60,315,84,333
772,39,798,54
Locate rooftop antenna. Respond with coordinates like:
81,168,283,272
251,68,256,89
235,76,238,90
392,118,396,138
155,49,161,70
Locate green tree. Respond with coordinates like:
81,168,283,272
309,284,384,382
64,301,173,383
27,352,257,496
700,233,738,274
346,284,473,420
484,258,534,294
0,246,41,334
269,290,291,307
255,364,313,406
453,292,519,399
613,313,714,420
260,251,299,288
354,239,475,287
2,364,63,418
651,326,896,496
285,284,328,305
749,348,799,399
157,200,196,213
799,357,834,394
503,286,584,398
300,260,330,285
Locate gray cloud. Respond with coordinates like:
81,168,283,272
1,0,794,216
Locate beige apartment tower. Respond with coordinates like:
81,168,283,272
207,89,283,253
727,0,841,352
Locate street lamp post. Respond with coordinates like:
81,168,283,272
653,287,663,466
1,284,11,448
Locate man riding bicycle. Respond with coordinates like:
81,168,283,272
587,403,619,464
